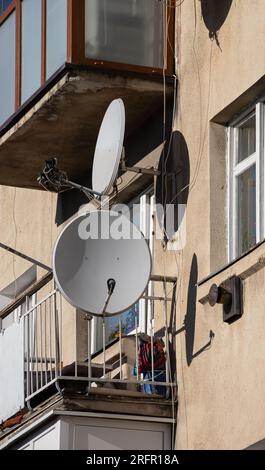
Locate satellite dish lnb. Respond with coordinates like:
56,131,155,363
53,211,151,316
92,99,125,196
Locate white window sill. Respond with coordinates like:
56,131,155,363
198,239,265,305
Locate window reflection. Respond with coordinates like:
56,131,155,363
0,0,13,16
237,165,256,255
0,10,16,126
238,114,256,163
85,0,164,68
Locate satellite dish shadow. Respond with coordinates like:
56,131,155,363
184,254,215,366
200,0,233,47
156,131,190,242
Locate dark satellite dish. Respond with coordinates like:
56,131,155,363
156,131,190,242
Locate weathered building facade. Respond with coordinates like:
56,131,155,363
174,0,265,450
0,0,264,451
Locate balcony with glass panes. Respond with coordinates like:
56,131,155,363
0,0,174,189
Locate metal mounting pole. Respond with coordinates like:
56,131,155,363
63,179,102,198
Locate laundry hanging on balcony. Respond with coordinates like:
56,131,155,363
138,335,166,373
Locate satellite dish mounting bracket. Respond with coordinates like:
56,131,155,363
37,158,103,199
120,148,161,177
120,148,181,178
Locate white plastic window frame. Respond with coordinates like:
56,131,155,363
138,191,154,335
228,102,265,261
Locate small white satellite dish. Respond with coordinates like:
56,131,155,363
38,99,125,199
92,99,125,196
53,211,151,316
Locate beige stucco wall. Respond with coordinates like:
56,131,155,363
0,0,264,451
170,0,265,450
0,185,80,366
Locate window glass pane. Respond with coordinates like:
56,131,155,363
237,114,256,162
46,0,67,79
237,165,256,256
0,11,15,126
85,0,164,68
21,0,42,104
0,0,13,16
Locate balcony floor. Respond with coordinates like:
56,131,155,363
0,388,176,448
0,66,173,190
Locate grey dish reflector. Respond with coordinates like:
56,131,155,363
92,99,125,196
53,211,152,316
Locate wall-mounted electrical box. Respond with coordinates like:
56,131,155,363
208,275,243,323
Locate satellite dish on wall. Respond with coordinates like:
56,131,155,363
53,211,151,316
92,99,125,196
156,131,190,242
38,98,125,199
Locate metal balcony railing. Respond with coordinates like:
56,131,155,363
23,289,61,402
0,273,176,422
23,275,177,404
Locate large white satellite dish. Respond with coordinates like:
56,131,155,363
92,99,125,196
53,211,151,316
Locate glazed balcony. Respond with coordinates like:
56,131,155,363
0,0,174,190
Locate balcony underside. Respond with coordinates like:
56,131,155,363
0,67,173,190
0,390,176,448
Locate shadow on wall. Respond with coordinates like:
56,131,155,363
156,131,190,242
55,172,91,226
200,0,233,47
184,254,215,366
